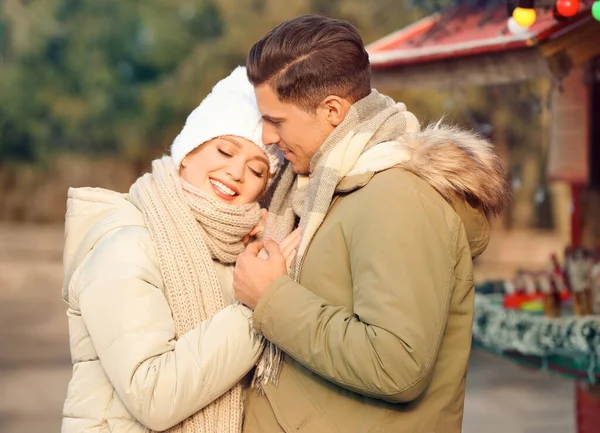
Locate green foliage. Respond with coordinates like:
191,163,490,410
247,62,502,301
0,0,226,163
0,0,423,164
0,0,542,172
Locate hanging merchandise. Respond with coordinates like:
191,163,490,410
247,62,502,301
473,247,600,384
593,1,600,21
556,0,581,17
591,261,600,314
472,295,600,379
564,247,594,316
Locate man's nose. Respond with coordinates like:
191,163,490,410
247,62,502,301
262,122,280,146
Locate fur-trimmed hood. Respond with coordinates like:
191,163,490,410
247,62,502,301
396,123,510,219
344,122,511,257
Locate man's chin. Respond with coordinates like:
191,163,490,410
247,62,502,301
290,161,310,176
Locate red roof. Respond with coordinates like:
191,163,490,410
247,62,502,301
367,1,596,69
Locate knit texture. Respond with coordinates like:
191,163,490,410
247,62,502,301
129,156,263,433
253,90,420,389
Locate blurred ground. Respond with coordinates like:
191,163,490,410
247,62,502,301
0,223,575,433
0,223,70,433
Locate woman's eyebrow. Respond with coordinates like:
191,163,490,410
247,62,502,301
253,155,269,167
219,136,242,148
220,136,269,167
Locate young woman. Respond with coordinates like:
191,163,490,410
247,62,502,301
60,67,298,433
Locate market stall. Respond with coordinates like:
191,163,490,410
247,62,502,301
367,1,600,431
474,246,600,432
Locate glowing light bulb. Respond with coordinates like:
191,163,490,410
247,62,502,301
556,0,580,17
592,1,600,21
513,7,537,27
507,17,530,35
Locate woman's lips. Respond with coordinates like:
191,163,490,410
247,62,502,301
209,177,239,202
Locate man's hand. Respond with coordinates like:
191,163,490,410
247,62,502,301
234,239,288,310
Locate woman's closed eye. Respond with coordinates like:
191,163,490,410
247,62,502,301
218,148,232,157
248,163,267,178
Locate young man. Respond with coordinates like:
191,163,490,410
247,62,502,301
233,14,510,433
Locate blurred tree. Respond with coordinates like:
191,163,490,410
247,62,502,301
0,0,421,165
0,0,556,229
0,0,228,164
0,0,543,185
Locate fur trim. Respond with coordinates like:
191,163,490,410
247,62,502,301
397,122,511,218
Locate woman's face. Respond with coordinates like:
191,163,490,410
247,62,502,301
180,135,269,205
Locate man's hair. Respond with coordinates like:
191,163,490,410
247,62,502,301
247,14,371,112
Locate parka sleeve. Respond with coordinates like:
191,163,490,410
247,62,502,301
252,171,460,403
73,226,262,431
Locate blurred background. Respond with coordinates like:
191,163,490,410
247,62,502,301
1,0,600,432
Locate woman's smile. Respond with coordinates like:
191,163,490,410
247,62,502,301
209,177,239,201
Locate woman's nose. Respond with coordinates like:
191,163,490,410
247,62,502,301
226,157,245,181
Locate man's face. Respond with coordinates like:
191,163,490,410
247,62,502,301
254,84,335,175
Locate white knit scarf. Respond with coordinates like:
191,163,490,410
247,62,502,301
253,90,420,390
129,156,263,433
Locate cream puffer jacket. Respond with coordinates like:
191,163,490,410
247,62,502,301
61,187,263,432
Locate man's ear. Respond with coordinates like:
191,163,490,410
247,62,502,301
320,95,351,127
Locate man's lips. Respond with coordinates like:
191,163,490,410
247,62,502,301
279,148,293,159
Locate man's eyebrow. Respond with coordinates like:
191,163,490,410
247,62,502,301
262,114,285,122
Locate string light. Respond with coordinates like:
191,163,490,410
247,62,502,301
555,0,580,17
592,1,600,21
508,17,530,34
513,0,537,27
513,7,537,27
506,1,599,33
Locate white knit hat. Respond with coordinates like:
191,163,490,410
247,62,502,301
171,66,282,176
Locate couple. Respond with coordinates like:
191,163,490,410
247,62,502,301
61,15,509,433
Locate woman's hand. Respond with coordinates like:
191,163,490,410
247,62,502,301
279,228,301,270
242,209,268,245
